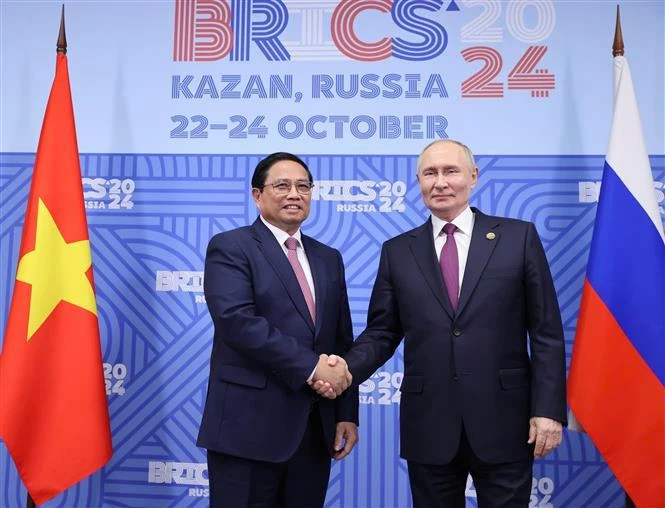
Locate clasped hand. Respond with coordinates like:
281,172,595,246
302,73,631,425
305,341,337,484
308,354,351,399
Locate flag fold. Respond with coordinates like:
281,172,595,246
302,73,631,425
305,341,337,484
568,55,665,507
0,53,112,505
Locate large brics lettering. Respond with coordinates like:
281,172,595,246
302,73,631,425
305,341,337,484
173,0,455,62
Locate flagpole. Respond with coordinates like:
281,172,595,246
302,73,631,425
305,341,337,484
613,5,623,58
23,9,66,508
57,4,67,56
1,0,111,503
611,6,636,508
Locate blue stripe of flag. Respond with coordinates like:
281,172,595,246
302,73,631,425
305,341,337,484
587,161,665,385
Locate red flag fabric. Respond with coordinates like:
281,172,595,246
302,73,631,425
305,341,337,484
0,53,112,505
567,55,665,507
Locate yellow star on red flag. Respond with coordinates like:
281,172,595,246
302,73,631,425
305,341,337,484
0,46,112,506
16,197,97,340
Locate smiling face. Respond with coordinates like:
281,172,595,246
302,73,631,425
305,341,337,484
416,141,478,222
252,159,312,235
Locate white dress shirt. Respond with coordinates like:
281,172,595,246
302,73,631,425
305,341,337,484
260,216,316,302
260,216,318,382
431,206,475,296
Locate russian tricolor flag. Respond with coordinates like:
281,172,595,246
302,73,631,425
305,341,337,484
568,55,665,506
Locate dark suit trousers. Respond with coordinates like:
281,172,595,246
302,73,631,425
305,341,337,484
207,409,331,508
407,425,534,508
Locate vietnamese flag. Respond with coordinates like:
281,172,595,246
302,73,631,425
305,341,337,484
0,13,112,506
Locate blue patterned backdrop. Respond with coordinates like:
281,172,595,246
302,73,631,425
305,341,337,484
2,152,664,506
1,0,664,506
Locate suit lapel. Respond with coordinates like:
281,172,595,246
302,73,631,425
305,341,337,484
251,219,315,332
457,209,500,317
409,219,454,319
302,235,325,338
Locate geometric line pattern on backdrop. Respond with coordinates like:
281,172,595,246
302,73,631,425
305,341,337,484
2,153,664,507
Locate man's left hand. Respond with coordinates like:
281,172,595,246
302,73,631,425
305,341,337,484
333,421,358,460
528,416,563,458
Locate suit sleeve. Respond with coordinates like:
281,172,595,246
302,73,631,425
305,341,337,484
204,233,319,392
345,242,405,384
524,223,568,424
333,251,360,424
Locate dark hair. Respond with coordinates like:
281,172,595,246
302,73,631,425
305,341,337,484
251,152,313,189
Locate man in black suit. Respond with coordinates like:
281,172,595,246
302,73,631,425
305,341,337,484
198,152,359,507
318,140,566,507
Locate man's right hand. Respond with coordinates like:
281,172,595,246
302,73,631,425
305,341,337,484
310,354,351,398
310,355,349,399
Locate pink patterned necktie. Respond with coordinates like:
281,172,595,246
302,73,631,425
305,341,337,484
285,237,316,322
439,223,459,312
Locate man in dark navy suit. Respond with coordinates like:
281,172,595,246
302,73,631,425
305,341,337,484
319,140,566,507
198,152,358,507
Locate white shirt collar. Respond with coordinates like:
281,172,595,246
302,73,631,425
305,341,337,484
260,215,303,248
431,206,474,237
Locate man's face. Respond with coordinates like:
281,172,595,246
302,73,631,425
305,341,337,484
252,160,312,235
417,142,478,222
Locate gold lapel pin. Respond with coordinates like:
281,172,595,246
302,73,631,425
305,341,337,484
486,232,496,240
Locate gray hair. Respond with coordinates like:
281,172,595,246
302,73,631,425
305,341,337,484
416,140,476,173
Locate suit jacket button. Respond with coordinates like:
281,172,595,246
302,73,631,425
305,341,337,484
452,329,461,337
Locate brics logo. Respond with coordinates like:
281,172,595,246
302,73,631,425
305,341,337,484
148,461,208,485
579,180,665,215
155,271,204,292
148,461,210,497
173,0,459,62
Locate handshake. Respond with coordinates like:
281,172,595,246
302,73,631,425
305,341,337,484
309,354,351,399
